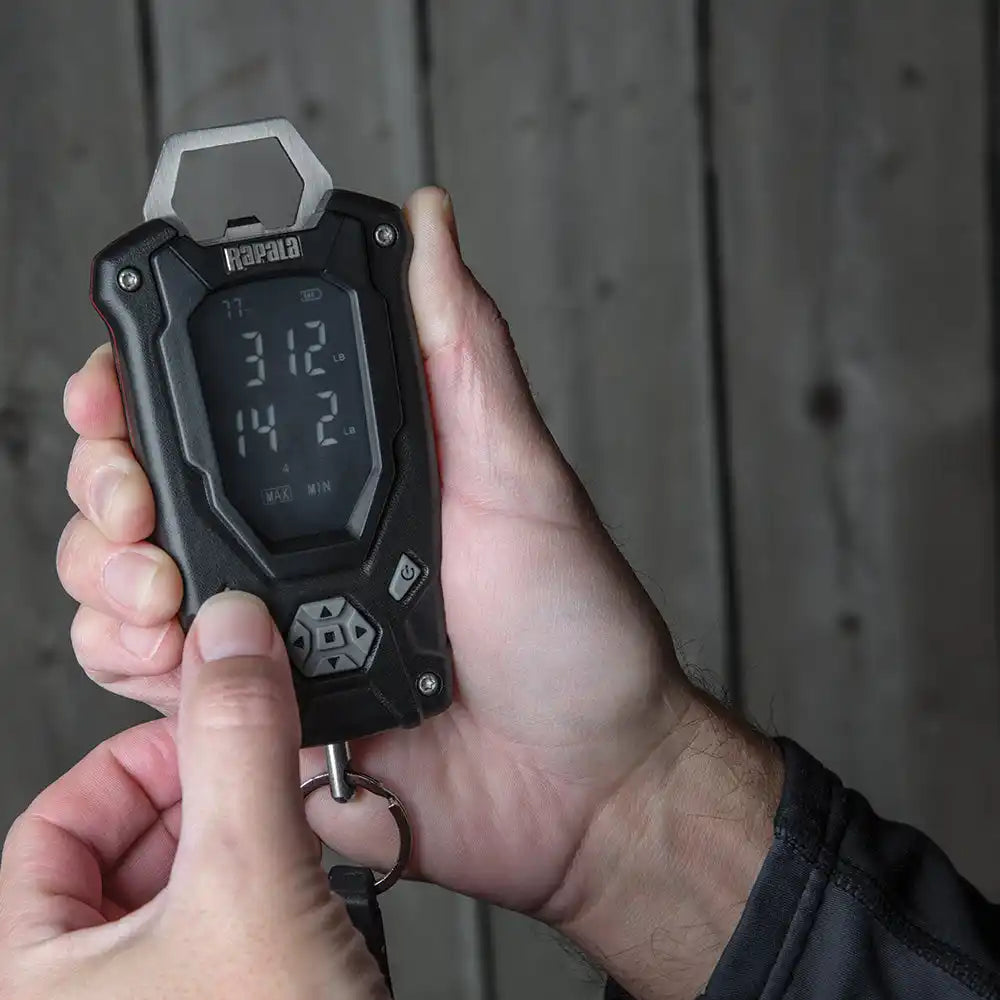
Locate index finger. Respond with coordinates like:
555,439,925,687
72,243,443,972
0,718,180,947
64,343,128,440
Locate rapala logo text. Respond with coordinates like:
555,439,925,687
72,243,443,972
223,235,302,273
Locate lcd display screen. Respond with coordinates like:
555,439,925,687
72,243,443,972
188,275,376,544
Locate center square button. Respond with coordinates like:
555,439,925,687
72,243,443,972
315,623,346,652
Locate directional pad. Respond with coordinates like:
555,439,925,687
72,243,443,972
286,597,378,679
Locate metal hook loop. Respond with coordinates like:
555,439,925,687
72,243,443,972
301,769,412,895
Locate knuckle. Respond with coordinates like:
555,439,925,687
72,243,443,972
1,812,30,859
191,661,290,733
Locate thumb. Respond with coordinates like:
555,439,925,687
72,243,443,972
405,187,575,517
172,592,314,881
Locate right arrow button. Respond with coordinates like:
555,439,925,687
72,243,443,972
341,603,377,666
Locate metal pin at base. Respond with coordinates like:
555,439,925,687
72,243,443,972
325,742,354,802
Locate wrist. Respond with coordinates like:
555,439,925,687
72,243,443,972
548,693,783,1000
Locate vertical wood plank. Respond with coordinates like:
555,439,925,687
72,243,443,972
149,4,478,996
0,2,154,833
428,2,720,996
713,1,1000,894
428,0,724,683
490,908,604,1000
152,0,427,203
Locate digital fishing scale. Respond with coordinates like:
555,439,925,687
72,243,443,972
91,118,451,757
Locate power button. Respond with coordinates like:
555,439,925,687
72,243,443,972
389,553,423,602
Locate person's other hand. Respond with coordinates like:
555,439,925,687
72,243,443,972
0,593,387,1000
60,189,780,998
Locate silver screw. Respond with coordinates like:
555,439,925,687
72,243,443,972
117,267,142,292
417,672,441,697
373,223,398,248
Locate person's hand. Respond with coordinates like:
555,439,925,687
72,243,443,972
60,188,781,997
0,593,387,1000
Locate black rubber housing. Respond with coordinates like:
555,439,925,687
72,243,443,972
91,192,452,745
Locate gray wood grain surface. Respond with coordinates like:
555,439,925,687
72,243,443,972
712,0,1000,895
428,1,721,995
152,0,427,204
0,1,154,833
2,3,999,997
428,0,725,682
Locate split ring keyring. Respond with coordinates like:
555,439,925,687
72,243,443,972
301,770,412,894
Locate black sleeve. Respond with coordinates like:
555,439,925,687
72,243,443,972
606,738,1000,1000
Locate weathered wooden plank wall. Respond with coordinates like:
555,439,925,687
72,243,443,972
0,1,997,998
151,1,427,203
0,2,153,830
712,0,1000,896
429,0,725,679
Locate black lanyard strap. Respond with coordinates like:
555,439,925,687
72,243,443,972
328,865,393,994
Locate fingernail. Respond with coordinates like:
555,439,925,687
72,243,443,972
89,464,127,523
84,344,109,367
119,621,169,660
194,592,275,662
103,551,162,611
